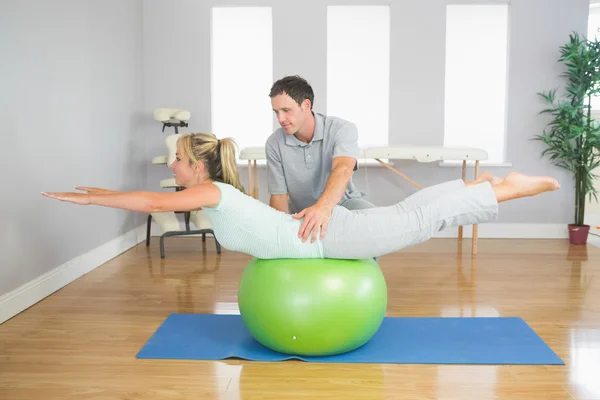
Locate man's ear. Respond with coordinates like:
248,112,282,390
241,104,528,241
302,98,312,112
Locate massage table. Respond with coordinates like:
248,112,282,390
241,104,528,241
239,146,488,255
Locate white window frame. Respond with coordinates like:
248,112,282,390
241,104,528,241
587,4,600,112
326,5,391,150
441,2,511,168
210,6,273,163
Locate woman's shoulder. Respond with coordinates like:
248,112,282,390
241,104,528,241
209,181,251,206
211,181,243,195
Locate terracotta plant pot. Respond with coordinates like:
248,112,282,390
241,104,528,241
568,224,590,245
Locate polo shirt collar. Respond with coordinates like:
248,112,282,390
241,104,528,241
285,112,324,146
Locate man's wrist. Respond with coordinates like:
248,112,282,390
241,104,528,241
315,199,335,211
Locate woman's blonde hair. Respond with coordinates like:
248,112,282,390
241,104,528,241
177,133,245,192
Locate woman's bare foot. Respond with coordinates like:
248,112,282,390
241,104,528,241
467,171,503,186
493,171,560,202
491,175,504,185
478,171,494,184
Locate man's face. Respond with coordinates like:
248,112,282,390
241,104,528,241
271,92,310,135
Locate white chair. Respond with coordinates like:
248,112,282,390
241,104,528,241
147,112,221,258
146,178,221,258
153,107,190,134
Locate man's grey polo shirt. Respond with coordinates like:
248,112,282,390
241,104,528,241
265,112,367,213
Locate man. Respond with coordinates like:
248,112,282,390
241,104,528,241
266,75,375,244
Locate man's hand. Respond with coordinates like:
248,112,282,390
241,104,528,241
293,203,333,243
290,155,355,243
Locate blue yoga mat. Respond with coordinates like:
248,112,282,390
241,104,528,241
136,313,564,365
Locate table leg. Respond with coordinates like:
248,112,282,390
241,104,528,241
373,158,423,189
458,160,467,243
472,160,480,255
247,160,252,196
253,160,258,199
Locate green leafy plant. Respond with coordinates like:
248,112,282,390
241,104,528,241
535,31,600,227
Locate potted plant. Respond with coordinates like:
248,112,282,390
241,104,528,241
535,31,600,245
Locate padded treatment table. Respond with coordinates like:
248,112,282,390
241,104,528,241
239,146,488,255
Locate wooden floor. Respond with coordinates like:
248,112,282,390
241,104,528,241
1,237,600,399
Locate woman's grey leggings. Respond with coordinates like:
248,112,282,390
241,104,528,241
321,179,498,259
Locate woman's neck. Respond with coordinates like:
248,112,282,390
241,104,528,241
187,176,213,187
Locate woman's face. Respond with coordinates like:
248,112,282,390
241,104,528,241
170,147,200,187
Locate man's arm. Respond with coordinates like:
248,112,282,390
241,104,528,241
314,156,356,209
265,137,290,212
269,193,289,213
293,122,360,242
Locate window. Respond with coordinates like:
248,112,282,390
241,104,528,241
326,5,390,148
444,5,509,165
570,328,600,398
588,5,600,111
589,4,600,41
210,7,273,159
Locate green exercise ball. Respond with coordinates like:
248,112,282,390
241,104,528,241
237,257,387,357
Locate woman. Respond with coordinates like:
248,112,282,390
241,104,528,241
42,133,560,259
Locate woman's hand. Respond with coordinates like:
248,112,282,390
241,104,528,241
41,191,90,205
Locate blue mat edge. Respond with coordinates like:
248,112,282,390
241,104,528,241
135,313,565,365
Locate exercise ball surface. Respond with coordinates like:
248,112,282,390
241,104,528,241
238,258,387,356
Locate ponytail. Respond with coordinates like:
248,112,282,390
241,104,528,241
218,138,245,193
181,133,245,193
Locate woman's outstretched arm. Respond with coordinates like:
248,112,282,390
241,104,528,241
74,186,119,194
42,183,220,213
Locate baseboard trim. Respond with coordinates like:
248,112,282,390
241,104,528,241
434,217,599,239
434,223,569,239
587,214,600,245
586,213,600,231
0,225,146,325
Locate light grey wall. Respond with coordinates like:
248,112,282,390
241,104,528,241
142,0,590,225
0,0,145,297
0,0,590,298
